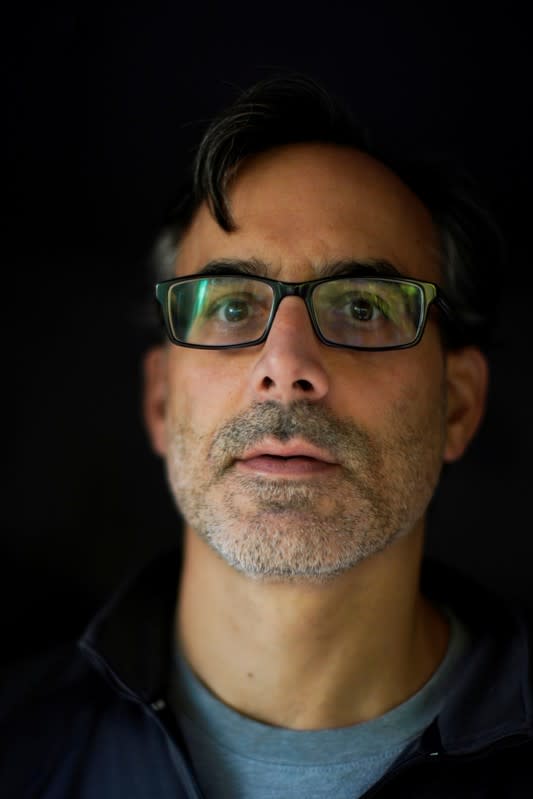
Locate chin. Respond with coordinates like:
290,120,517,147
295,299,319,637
197,511,400,584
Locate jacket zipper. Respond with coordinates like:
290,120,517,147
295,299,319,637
359,734,532,798
81,643,205,799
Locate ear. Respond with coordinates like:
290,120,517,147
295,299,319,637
142,345,168,457
443,346,489,463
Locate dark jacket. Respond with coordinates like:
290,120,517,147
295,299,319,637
1,546,532,798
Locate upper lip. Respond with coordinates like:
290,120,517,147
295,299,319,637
236,438,338,464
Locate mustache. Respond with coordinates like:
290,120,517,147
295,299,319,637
208,400,373,475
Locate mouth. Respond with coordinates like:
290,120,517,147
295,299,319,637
234,439,339,477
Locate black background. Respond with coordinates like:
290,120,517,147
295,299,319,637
5,2,533,662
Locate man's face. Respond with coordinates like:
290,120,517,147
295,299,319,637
146,143,456,583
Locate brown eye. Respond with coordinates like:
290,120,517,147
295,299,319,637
221,299,250,322
207,296,254,323
350,298,376,321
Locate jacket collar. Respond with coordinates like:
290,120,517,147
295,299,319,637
79,544,532,754
420,558,532,753
80,545,181,704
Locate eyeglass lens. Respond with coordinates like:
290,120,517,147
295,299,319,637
166,276,424,348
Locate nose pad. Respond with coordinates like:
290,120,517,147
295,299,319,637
249,297,329,403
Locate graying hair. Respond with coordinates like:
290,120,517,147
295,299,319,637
145,74,505,350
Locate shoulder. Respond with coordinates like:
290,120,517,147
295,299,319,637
0,641,167,797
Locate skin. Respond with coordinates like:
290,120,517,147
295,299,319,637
143,142,488,730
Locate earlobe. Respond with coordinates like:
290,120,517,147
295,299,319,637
142,345,168,457
443,346,489,463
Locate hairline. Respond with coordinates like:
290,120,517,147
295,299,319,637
152,144,450,290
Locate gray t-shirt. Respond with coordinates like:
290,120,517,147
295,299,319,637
170,605,471,799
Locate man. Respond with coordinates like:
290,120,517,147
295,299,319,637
1,75,532,797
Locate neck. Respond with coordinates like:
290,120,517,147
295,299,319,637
175,524,449,730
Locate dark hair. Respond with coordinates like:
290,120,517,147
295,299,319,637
146,73,506,352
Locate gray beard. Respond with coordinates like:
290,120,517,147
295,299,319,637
165,398,446,583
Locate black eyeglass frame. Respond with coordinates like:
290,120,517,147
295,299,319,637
155,273,458,352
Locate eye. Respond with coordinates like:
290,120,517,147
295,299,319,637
350,296,377,321
206,293,261,325
343,293,389,322
215,297,250,322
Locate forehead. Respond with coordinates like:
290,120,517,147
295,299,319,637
177,143,440,282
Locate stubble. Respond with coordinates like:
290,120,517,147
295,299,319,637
165,396,447,583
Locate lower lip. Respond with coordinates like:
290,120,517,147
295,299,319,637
235,455,338,476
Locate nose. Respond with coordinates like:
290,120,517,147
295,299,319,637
249,297,330,403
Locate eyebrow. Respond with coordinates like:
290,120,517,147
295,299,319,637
197,258,269,277
196,257,403,279
319,258,402,278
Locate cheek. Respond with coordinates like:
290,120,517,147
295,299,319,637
330,346,444,429
166,354,248,439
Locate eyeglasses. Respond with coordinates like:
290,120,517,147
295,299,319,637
155,273,456,351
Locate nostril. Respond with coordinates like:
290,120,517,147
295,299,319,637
295,379,313,392
261,376,314,392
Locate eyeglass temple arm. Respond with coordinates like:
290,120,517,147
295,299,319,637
433,287,471,344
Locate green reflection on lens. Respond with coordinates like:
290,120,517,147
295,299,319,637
192,279,210,320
